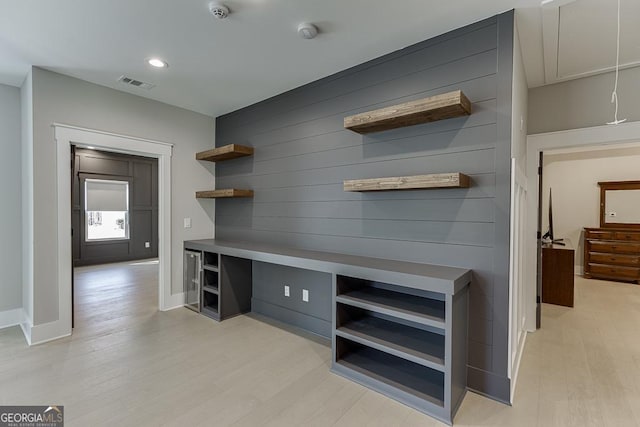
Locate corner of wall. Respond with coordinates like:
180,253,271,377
20,68,34,327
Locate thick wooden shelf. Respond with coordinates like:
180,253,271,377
344,173,470,192
196,189,254,198
196,144,254,162
344,90,471,134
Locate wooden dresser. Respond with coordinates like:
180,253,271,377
584,228,640,284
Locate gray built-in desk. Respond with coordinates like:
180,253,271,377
184,239,471,425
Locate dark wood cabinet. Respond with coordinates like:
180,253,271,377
584,228,640,284
542,242,575,307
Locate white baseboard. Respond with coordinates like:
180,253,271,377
0,308,24,330
20,318,32,346
510,331,528,404
30,319,71,346
162,292,185,311
574,266,583,275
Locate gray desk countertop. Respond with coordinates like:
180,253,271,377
184,239,471,295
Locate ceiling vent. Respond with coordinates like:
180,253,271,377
117,75,155,90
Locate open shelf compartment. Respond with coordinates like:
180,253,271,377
336,304,445,371
335,337,445,408
336,276,445,329
203,252,218,268
202,291,219,320
203,269,219,294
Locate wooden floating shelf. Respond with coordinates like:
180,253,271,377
344,173,470,192
196,189,254,198
344,90,471,134
196,144,254,162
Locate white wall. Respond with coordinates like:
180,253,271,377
529,66,640,134
21,70,34,327
543,147,640,271
508,20,528,398
0,83,22,314
29,67,215,326
511,22,528,169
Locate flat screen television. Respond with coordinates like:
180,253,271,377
542,188,564,245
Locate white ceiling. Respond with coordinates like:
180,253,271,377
1,0,637,117
518,0,640,87
0,0,539,117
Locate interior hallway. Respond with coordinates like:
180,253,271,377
0,265,639,426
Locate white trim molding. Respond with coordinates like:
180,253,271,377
0,308,24,330
44,124,175,345
525,121,640,332
540,1,640,86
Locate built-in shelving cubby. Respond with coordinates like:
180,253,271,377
343,90,471,134
343,173,470,192
332,274,469,425
196,144,254,162
200,251,220,320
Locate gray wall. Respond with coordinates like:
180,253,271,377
0,83,22,313
29,67,216,326
215,12,515,402
529,66,640,134
252,262,332,338
72,148,159,266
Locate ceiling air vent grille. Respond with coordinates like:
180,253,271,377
117,75,155,90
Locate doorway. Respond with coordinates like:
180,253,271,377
525,121,640,331
71,146,160,329
45,124,177,345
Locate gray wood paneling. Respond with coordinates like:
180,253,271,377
215,12,514,402
72,148,158,266
217,198,495,223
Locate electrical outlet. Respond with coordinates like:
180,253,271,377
184,217,192,228
284,285,290,297
302,289,309,302
145,242,150,248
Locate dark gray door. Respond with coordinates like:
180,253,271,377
536,151,543,329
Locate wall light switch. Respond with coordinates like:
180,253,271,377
284,285,290,297
145,242,150,248
302,289,309,302
184,217,192,228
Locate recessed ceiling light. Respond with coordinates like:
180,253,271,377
86,146,95,150
147,58,169,68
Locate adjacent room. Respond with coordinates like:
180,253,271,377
71,147,160,336
1,0,639,426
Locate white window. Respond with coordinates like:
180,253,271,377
85,179,130,241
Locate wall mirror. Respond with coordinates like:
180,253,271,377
599,180,640,229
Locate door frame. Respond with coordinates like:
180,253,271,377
52,124,175,342
524,121,640,332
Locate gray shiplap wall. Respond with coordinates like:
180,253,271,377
215,12,514,402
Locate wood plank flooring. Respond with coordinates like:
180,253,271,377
0,263,639,426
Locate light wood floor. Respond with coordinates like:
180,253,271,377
1,264,639,426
